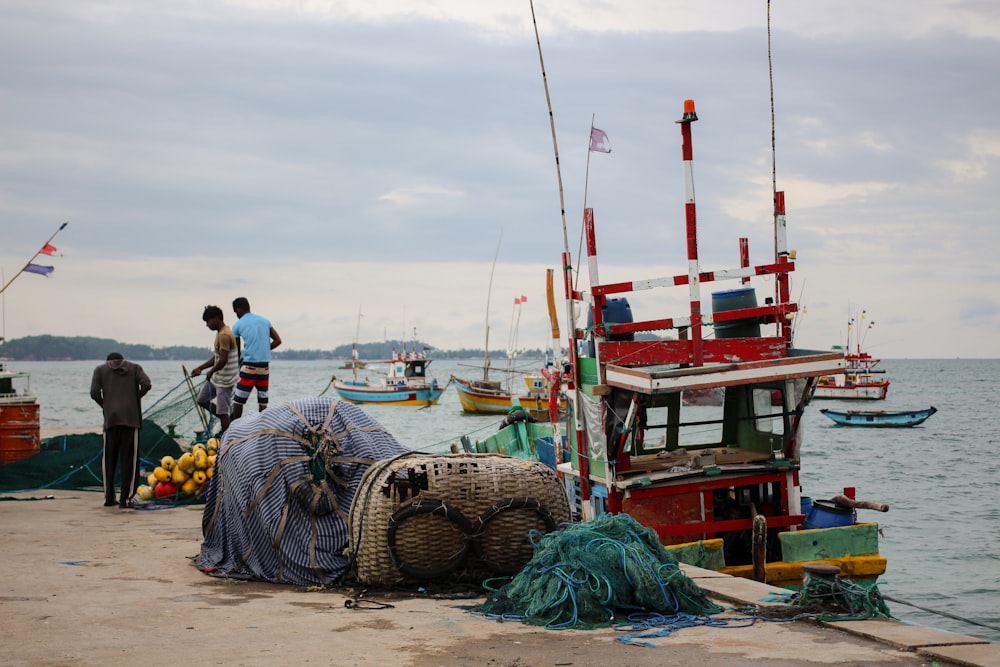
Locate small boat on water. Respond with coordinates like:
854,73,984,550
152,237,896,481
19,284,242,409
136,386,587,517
466,98,887,589
820,406,937,427
0,359,40,465
333,347,444,406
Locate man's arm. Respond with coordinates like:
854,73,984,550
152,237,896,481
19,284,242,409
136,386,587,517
190,356,215,377
90,368,104,407
269,327,282,350
137,366,152,398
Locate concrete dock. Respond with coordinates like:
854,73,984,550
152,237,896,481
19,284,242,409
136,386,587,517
1,490,996,667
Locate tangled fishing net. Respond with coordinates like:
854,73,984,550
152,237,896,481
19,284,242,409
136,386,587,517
475,513,721,629
792,568,892,621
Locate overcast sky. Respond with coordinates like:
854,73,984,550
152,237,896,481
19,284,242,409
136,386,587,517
2,0,998,359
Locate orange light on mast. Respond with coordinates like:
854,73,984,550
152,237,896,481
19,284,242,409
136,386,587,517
679,99,698,123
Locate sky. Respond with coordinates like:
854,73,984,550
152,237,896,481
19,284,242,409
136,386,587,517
1,0,998,359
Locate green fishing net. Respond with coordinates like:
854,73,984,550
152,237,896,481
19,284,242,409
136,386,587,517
475,513,722,629
794,569,893,621
0,377,202,493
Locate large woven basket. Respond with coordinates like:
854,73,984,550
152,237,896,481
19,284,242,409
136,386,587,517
349,452,570,585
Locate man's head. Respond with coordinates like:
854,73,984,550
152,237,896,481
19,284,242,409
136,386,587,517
203,305,225,331
106,352,124,369
232,296,250,317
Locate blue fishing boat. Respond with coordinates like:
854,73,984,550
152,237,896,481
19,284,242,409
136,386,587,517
333,349,444,406
820,406,937,427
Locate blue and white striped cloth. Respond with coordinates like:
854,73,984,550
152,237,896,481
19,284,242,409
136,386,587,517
199,397,411,585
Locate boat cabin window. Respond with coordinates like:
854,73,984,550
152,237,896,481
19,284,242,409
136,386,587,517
635,392,726,453
752,388,784,435
628,384,785,456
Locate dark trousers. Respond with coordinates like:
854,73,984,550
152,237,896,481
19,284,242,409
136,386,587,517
103,425,139,505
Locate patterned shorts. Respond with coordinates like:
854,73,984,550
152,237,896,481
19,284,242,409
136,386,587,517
233,364,270,405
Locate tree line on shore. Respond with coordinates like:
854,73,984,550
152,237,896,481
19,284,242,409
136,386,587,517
0,334,545,362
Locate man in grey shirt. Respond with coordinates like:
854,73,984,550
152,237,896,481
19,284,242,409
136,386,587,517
90,352,152,509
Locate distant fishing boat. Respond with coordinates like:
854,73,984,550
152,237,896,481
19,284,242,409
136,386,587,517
813,311,890,400
453,371,561,419
333,347,444,406
453,267,566,420
820,406,937,427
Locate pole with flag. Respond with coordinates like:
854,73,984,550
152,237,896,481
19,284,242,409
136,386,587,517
583,117,611,215
576,118,611,292
0,222,70,296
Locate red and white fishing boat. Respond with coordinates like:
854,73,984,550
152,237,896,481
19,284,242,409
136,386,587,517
813,314,890,400
471,98,887,587
813,351,889,400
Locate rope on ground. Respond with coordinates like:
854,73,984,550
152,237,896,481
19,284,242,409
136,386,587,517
615,612,758,647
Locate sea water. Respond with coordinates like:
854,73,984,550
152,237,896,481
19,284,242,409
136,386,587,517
15,357,1000,642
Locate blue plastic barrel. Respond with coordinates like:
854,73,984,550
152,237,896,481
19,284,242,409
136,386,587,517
803,499,855,529
586,297,634,356
800,496,813,517
711,287,760,338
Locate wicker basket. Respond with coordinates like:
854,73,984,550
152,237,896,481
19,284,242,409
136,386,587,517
349,452,571,585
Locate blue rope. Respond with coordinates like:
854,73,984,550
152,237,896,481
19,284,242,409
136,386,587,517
616,612,758,646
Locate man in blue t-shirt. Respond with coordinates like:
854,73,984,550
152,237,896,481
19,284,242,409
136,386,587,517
230,296,282,419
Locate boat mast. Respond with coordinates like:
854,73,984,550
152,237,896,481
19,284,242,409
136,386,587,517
482,232,502,383
351,305,362,382
767,0,793,345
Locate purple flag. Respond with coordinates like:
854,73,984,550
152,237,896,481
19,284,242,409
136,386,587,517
589,127,611,153
24,263,55,277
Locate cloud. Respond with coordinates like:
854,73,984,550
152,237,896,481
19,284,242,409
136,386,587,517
1,0,999,358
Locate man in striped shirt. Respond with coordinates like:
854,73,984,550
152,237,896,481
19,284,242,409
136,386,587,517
190,305,240,435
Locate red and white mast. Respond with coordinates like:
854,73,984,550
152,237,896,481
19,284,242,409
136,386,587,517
677,100,704,366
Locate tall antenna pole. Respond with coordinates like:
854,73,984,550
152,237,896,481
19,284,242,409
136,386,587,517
529,0,570,256
767,0,792,342
528,0,575,492
768,0,778,216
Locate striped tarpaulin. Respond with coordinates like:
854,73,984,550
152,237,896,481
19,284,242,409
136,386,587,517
199,397,411,585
